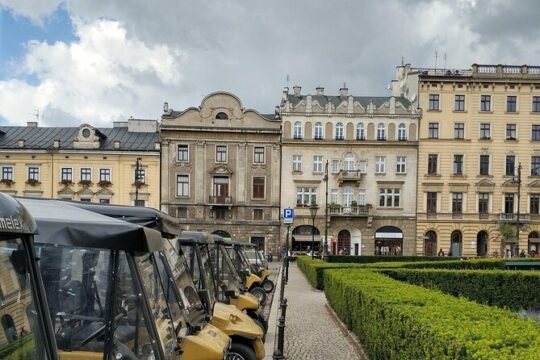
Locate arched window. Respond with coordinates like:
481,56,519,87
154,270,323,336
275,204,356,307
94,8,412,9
335,122,344,140
314,122,323,139
2,315,17,343
356,123,365,140
450,230,462,257
293,121,303,139
212,230,231,240
215,112,228,120
377,123,386,140
343,154,355,171
398,123,407,141
424,230,437,256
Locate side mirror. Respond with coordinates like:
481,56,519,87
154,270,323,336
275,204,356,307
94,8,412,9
224,289,237,299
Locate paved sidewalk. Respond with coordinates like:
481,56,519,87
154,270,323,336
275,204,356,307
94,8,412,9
283,262,361,360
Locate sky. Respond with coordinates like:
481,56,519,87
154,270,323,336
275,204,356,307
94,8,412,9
1,0,540,127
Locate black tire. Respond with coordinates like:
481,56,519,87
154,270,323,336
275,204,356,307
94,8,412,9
228,342,257,360
249,286,267,305
261,279,274,293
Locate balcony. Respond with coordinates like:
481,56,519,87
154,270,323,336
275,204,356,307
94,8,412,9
337,170,363,186
498,213,530,223
329,205,371,217
208,196,233,206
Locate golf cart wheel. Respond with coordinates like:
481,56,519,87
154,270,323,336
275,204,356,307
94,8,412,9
249,286,267,305
228,342,257,360
261,279,274,293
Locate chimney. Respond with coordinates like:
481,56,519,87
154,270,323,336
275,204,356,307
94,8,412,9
282,87,289,100
53,140,60,148
163,102,169,113
316,86,324,95
340,87,348,97
155,142,161,150
18,140,25,148
292,85,302,96
114,141,121,149
27,121,38,128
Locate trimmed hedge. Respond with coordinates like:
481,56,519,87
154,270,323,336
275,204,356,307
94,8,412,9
380,268,540,311
401,258,540,270
327,255,457,263
296,256,360,289
325,269,540,359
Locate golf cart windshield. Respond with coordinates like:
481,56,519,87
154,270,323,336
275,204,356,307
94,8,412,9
181,244,218,308
208,243,243,300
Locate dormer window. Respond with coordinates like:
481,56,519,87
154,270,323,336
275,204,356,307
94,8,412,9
82,128,91,138
216,112,229,120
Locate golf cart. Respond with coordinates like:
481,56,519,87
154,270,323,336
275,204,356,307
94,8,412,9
238,243,274,293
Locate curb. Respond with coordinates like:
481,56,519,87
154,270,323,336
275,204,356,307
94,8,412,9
263,263,283,359
325,303,369,360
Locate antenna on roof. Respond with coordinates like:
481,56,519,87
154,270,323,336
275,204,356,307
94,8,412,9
286,74,290,88
343,82,347,88
29,109,40,122
434,51,438,70
401,56,404,66
444,52,447,70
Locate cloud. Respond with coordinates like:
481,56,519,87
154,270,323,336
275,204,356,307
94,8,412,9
0,0,62,24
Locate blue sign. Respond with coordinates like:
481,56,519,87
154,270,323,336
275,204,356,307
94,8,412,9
283,208,294,224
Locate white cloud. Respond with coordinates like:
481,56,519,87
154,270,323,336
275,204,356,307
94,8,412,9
0,0,62,24
0,18,185,126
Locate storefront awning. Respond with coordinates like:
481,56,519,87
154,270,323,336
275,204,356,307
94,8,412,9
528,237,540,243
293,235,322,242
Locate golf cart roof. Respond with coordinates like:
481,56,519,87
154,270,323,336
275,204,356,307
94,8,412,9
17,198,162,252
0,192,37,235
237,242,256,249
62,200,181,238
178,231,215,245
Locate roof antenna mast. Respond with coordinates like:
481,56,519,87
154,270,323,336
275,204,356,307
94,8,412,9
434,51,438,70
286,74,290,88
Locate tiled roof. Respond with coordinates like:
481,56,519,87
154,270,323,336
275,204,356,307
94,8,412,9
286,94,412,108
0,126,158,151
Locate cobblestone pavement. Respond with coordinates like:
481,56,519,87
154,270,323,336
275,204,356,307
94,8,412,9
284,262,362,360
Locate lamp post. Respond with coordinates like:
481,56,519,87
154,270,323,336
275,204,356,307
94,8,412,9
514,162,522,256
310,203,319,260
135,157,141,205
285,223,291,283
323,160,329,261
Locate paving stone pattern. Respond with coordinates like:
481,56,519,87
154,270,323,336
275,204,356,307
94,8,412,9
284,262,361,360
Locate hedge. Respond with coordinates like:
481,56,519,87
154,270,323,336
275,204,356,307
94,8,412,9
324,269,540,359
380,268,540,311
296,256,360,289
401,258,540,270
0,335,35,360
327,255,457,263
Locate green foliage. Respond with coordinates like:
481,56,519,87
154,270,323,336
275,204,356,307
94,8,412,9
402,258,540,270
498,222,516,241
0,335,35,360
296,256,360,289
324,269,540,359
380,268,540,311
327,255,458,263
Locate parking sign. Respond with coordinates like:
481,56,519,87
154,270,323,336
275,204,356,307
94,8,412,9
283,208,294,224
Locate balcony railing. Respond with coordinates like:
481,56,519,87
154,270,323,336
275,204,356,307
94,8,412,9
337,170,363,185
329,205,371,217
208,196,232,205
498,213,530,222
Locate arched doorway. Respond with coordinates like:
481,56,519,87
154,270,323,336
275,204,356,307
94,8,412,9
2,315,17,343
450,230,462,257
292,225,320,252
528,231,539,256
337,230,351,255
424,231,437,256
374,226,403,256
212,230,231,240
477,231,489,256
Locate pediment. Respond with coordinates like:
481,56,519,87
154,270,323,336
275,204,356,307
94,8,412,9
476,179,496,187
57,187,75,195
95,187,114,196
528,180,540,188
77,188,94,196
502,179,518,187
210,165,233,175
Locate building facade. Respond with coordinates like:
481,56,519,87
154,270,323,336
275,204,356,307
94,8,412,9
279,86,419,256
160,92,281,253
0,119,160,207
393,63,540,257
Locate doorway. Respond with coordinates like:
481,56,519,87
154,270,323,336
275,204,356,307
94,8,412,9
337,230,351,255
450,230,462,257
424,231,437,256
476,231,488,256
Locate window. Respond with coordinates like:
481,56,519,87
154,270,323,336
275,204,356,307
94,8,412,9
507,96,517,112
100,169,111,182
343,155,355,171
1,166,13,181
177,145,189,162
331,160,339,173
292,155,302,172
533,96,540,112
530,194,540,214
253,209,264,220
480,95,491,111
506,124,517,140
454,123,464,139
478,193,489,214
293,122,303,139
427,192,437,213
177,175,189,196
254,146,265,164
428,123,439,138
335,122,344,140
314,122,323,139
358,190,366,206
533,125,540,141
375,156,385,173
455,95,465,111
453,155,463,175
479,155,490,175
398,123,407,140
343,187,353,206
506,155,516,176
80,198,91,202
296,187,316,206
429,94,440,110
61,167,72,182
480,123,491,139
379,188,400,207
80,168,91,182
330,189,338,204
177,207,188,218
216,145,227,162
28,166,39,181
532,156,540,176
504,193,515,213
99,198,110,204
134,199,145,207
377,123,386,140
396,156,406,173
214,208,227,219
313,156,323,173
427,154,438,175
216,112,228,120
356,123,365,140
452,193,463,213
252,177,265,199
135,168,145,184
358,160,367,173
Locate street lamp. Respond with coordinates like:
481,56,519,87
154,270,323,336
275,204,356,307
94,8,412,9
323,160,329,261
514,162,522,256
310,203,319,260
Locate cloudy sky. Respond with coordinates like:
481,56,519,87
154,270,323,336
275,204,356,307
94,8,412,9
1,0,540,127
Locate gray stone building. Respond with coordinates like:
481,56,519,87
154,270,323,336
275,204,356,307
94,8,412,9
160,92,281,253
279,86,419,256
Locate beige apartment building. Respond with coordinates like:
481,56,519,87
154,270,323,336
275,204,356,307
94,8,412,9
0,119,160,207
160,92,281,253
279,86,419,256
393,63,540,257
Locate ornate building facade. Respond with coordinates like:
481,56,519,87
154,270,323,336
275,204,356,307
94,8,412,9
279,86,419,255
160,92,281,253
393,63,540,257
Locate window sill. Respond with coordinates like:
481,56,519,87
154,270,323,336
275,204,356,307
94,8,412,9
376,207,403,210
505,111,519,115
450,174,467,179
425,174,441,178
396,172,407,175
312,172,324,175
476,174,494,178
427,109,441,112
292,171,303,175
505,138,518,142
375,172,386,175
479,111,493,114
452,110,467,113
530,112,540,115
478,138,492,142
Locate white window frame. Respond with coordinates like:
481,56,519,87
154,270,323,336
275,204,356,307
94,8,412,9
375,156,386,174
99,168,112,182
377,123,386,140
331,160,339,173
60,167,73,182
343,187,353,207
356,123,365,140
358,190,366,206
296,187,317,206
330,189,338,204
343,155,355,171
335,122,344,140
293,121,303,139
216,145,228,163
314,122,323,139
27,166,40,181
254,146,265,164
396,156,406,173
176,174,190,197
80,167,92,182
1,166,13,181
398,123,407,140
313,156,323,173
358,160,367,173
292,155,302,172
177,144,189,162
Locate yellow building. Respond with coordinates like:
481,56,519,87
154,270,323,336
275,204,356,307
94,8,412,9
0,119,160,207
393,64,540,257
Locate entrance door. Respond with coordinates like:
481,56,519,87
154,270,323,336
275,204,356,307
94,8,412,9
354,243,359,255
424,231,437,256
476,231,488,256
338,230,351,255
251,237,265,252
450,230,462,257
213,176,229,203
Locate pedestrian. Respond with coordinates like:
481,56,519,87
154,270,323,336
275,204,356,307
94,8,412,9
447,248,453,257
338,248,343,255
519,249,526,258
437,248,445,256
19,327,28,338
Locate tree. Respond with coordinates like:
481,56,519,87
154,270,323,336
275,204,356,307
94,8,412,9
498,223,515,242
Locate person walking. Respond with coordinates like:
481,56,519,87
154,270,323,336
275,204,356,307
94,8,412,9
437,248,445,256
